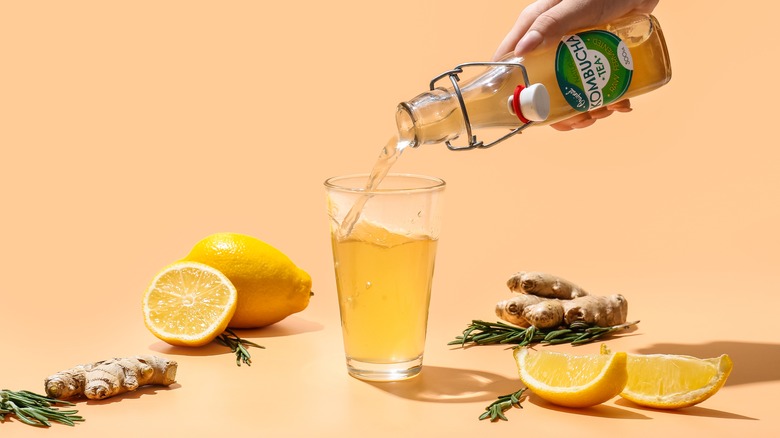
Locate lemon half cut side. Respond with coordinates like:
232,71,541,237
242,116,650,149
142,261,238,347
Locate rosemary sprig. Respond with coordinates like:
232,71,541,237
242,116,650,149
0,389,84,427
479,388,527,422
449,320,639,348
216,329,265,366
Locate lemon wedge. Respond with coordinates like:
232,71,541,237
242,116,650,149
514,347,628,408
622,353,732,408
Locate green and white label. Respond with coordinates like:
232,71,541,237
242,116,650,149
555,30,633,112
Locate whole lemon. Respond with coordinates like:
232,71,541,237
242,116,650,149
182,232,312,328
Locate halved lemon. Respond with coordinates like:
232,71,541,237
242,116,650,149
514,347,628,408
616,348,733,409
142,261,238,347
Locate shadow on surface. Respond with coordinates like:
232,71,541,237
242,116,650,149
528,396,651,419
367,365,526,404
148,316,323,357
149,340,226,357
82,383,181,405
369,366,650,419
613,398,758,420
634,341,780,386
238,316,324,338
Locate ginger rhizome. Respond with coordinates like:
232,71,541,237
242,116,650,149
44,355,177,401
497,271,628,328
507,271,589,300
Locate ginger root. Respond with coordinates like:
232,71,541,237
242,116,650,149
563,294,628,327
497,272,628,328
44,355,177,400
496,293,563,328
507,271,589,299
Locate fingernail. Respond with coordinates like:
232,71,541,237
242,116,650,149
515,30,543,56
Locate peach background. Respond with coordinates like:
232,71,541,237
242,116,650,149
1,0,778,436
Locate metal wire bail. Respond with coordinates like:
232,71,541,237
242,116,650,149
428,61,535,151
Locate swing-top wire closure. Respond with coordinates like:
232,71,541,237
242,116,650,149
429,61,535,151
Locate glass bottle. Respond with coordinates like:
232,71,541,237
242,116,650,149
396,14,672,151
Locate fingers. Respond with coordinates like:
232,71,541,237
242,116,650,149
549,99,632,131
606,99,632,113
631,0,660,14
494,0,660,59
513,0,625,56
551,112,599,131
493,0,562,60
551,117,595,131
515,0,607,56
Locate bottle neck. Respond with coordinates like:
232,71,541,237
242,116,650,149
396,88,463,148
396,67,545,150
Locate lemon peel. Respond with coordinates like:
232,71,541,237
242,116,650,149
514,346,628,408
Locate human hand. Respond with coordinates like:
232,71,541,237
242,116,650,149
493,0,659,130
550,99,632,131
493,0,659,59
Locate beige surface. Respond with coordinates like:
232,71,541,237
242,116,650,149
1,1,778,436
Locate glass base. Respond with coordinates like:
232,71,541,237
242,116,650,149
346,357,423,382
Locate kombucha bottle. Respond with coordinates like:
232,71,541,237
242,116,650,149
396,14,672,150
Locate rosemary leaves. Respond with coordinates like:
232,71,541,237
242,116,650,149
449,320,639,348
216,329,265,366
0,389,84,427
479,388,527,421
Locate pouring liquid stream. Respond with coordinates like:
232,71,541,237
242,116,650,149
337,136,411,237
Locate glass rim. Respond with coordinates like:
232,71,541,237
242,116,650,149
324,173,446,194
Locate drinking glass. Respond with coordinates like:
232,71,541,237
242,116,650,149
325,173,445,381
